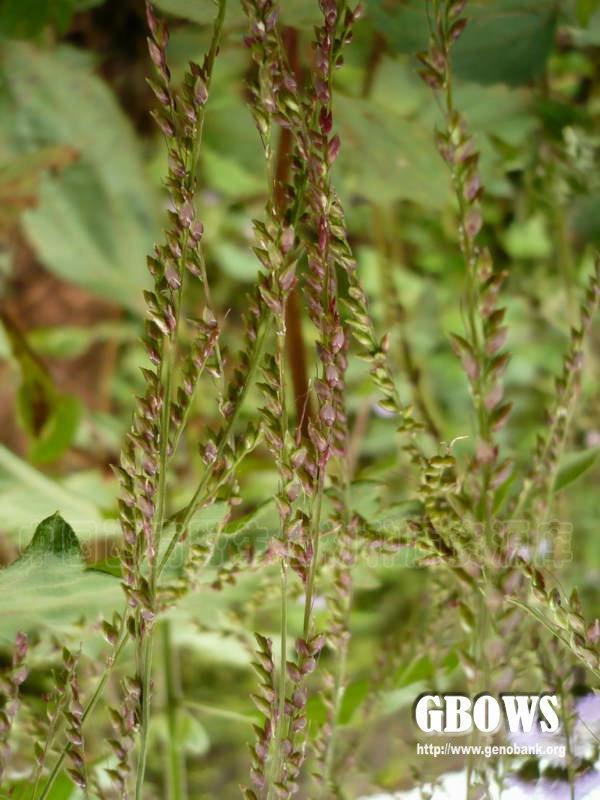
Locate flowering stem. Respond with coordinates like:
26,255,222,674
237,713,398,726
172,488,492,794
135,637,154,800
266,560,288,800
37,630,129,800
157,313,272,578
303,469,325,640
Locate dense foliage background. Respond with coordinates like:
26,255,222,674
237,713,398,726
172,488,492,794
3,0,600,797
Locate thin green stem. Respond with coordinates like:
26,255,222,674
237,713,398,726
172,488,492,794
267,560,288,800
559,681,575,800
162,620,187,800
185,700,256,725
322,637,348,790
135,636,153,800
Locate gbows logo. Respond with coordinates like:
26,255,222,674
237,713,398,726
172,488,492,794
413,693,560,734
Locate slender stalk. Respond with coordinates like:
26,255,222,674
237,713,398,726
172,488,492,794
135,636,154,800
321,639,348,788
132,6,227,797
162,620,187,800
267,300,291,797
559,681,575,800
266,560,288,800
184,700,256,725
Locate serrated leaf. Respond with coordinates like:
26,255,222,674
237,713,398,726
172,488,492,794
0,513,121,642
22,512,80,556
553,447,600,493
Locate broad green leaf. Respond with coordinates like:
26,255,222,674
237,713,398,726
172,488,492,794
553,447,600,493
0,145,77,232
12,772,77,800
452,1,557,86
28,320,140,360
367,0,556,86
0,444,110,540
0,0,74,38
334,76,533,208
365,0,429,55
0,514,121,642
1,43,157,312
576,0,600,26
334,93,450,209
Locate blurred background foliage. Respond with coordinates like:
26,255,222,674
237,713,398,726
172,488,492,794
2,0,600,797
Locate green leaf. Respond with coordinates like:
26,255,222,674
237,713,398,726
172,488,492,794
334,77,532,208
175,710,211,756
150,708,210,757
452,1,557,86
553,447,600,493
338,678,370,725
0,513,121,642
1,43,157,312
576,0,600,26
0,444,113,541
22,512,80,556
395,655,435,688
212,241,260,282
28,393,82,464
367,0,556,86
503,214,553,260
2,312,82,463
12,772,77,800
306,694,327,726
492,471,517,514
0,0,75,38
